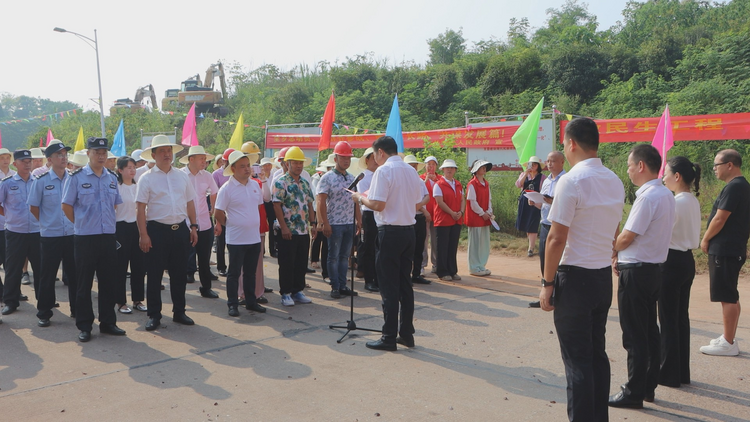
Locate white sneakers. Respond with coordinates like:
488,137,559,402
700,335,739,356
280,294,294,307
292,292,312,304
470,269,491,276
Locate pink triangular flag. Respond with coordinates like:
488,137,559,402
46,129,54,146
0,129,3,148
651,105,674,178
181,103,199,147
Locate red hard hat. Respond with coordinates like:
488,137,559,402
333,141,354,157
222,148,235,162
277,147,290,160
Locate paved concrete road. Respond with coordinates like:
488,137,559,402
1,250,747,421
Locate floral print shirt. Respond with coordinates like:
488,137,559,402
317,168,355,225
273,172,314,235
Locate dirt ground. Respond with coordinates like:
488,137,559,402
0,249,748,421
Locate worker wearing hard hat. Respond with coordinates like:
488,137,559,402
316,142,360,299
272,146,317,307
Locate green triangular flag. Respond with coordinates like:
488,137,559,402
512,98,544,165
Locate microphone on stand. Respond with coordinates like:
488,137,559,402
348,172,365,192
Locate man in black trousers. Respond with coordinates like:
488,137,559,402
352,136,427,351
136,135,199,331
540,118,625,421
0,149,40,315
62,138,125,342
610,144,675,408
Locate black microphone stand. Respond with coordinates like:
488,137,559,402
329,173,381,343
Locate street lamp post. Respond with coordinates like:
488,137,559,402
53,27,106,138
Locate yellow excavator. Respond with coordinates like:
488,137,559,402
162,62,228,116
111,84,157,114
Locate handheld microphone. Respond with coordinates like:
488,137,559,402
348,172,365,191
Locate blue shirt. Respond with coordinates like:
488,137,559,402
27,169,75,237
62,165,122,235
0,173,40,233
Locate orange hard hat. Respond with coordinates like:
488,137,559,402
333,141,354,157
222,148,235,162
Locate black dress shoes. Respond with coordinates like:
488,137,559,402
608,391,643,409
396,336,415,348
218,269,228,277
246,303,266,313
210,272,219,281
78,331,91,342
256,296,269,304
38,318,51,327
186,273,196,284
200,288,220,299
100,324,126,336
228,306,240,317
19,295,28,301
173,313,195,325
306,267,316,273
146,318,161,331
366,338,397,351
412,276,431,285
2,305,17,315
529,301,541,308
264,287,273,293
339,287,358,296
364,283,379,292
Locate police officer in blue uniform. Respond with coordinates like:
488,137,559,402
62,137,125,342
28,142,76,327
0,149,41,315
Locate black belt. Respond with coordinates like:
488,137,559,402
378,225,413,231
617,262,659,270
148,221,186,231
415,213,426,219
557,265,611,272
541,223,551,229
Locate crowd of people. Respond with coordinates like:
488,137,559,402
0,121,745,419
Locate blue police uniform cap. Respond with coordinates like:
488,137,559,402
87,137,109,150
14,149,31,160
45,143,72,158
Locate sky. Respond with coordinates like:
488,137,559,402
1,0,632,115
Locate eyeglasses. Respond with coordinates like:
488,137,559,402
713,162,730,169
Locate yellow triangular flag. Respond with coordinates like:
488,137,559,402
74,126,85,152
228,113,244,150
566,114,573,120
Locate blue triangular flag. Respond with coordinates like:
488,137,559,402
385,94,404,153
333,123,340,129
111,119,127,157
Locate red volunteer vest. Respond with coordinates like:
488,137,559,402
252,178,269,234
465,177,491,227
420,173,442,218
433,177,463,227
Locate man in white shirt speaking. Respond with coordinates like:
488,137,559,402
540,118,625,422
352,136,428,351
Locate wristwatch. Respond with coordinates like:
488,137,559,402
358,196,364,205
190,224,199,229
541,278,554,287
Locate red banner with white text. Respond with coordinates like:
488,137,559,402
266,126,522,149
559,113,750,144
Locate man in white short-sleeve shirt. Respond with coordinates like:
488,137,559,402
181,146,220,298
609,144,675,408
541,118,625,421
136,135,199,332
352,136,428,351
215,150,266,317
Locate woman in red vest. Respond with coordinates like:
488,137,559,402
433,159,465,281
466,160,494,276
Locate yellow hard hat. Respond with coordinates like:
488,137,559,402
283,146,312,166
241,141,260,154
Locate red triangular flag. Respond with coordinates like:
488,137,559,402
40,137,44,147
318,92,335,151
